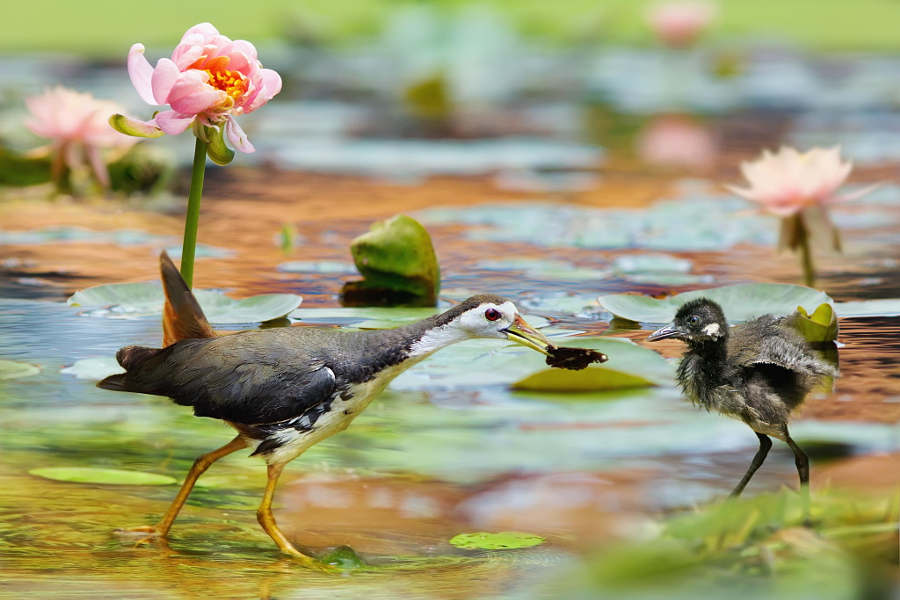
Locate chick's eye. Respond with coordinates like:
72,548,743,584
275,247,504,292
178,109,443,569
689,315,700,325
485,308,502,321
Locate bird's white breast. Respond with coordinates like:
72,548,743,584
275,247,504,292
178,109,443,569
254,360,422,465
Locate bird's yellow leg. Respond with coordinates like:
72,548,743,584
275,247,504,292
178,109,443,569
257,462,331,570
118,436,247,537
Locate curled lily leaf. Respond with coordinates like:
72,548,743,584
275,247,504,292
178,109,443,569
205,124,235,166
108,114,165,138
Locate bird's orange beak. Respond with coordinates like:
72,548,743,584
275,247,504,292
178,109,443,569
504,314,554,355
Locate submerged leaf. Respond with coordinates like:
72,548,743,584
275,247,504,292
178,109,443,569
598,283,832,324
29,467,176,486
449,532,545,550
0,359,40,380
68,282,301,324
513,367,657,392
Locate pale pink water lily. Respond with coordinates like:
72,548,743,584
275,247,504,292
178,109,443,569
646,1,717,49
725,146,871,217
25,86,136,187
122,22,282,153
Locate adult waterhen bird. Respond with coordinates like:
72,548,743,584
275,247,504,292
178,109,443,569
98,252,565,565
647,297,839,512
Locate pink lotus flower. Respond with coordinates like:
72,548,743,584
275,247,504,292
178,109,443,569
636,115,716,170
124,22,282,153
646,1,717,48
25,86,136,187
725,146,870,217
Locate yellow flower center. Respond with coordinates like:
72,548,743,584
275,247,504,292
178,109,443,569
205,67,248,100
190,56,249,103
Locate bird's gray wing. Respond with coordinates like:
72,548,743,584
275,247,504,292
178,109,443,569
729,314,837,377
119,332,337,425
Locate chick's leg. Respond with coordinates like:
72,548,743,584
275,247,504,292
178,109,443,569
730,432,772,498
783,428,811,523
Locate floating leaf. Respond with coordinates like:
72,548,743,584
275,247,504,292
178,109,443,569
60,357,123,381
793,303,839,342
834,298,900,318
29,467,176,486
512,338,673,392
68,282,301,324
449,532,545,550
0,359,40,380
598,283,832,324
277,260,358,274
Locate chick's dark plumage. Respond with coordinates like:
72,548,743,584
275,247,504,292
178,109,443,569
649,297,839,505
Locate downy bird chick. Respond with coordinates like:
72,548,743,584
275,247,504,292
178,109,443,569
648,298,838,507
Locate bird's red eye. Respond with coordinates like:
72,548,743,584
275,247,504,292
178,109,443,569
485,308,502,321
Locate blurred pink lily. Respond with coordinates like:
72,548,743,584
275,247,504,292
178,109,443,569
25,86,136,188
636,114,716,170
116,22,282,155
646,1,717,49
726,146,876,287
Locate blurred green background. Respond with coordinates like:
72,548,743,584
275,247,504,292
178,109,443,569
7,0,900,55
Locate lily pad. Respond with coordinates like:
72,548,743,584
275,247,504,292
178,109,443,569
793,303,839,343
449,532,546,550
598,284,832,324
277,260,358,274
0,359,40,380
68,282,302,324
60,357,123,381
29,467,176,486
512,338,673,392
834,298,900,318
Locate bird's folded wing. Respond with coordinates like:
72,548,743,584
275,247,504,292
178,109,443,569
125,336,338,424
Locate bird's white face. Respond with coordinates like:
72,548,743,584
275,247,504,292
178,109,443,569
457,301,520,339
409,299,554,358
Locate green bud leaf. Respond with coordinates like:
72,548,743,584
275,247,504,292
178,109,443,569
205,125,235,166
108,114,165,138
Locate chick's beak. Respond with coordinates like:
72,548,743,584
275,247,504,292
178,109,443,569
504,314,554,355
647,322,682,342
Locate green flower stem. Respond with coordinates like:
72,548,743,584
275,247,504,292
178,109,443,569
180,137,208,288
796,215,816,288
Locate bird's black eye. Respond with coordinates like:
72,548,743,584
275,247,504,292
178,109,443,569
689,315,700,325
485,308,502,321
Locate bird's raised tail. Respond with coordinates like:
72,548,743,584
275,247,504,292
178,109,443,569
160,251,217,346
97,345,171,391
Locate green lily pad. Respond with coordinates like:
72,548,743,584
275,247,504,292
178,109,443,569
512,338,673,392
67,282,302,324
793,303,839,342
834,298,900,318
449,532,546,550
0,359,40,380
29,467,176,486
598,284,832,324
